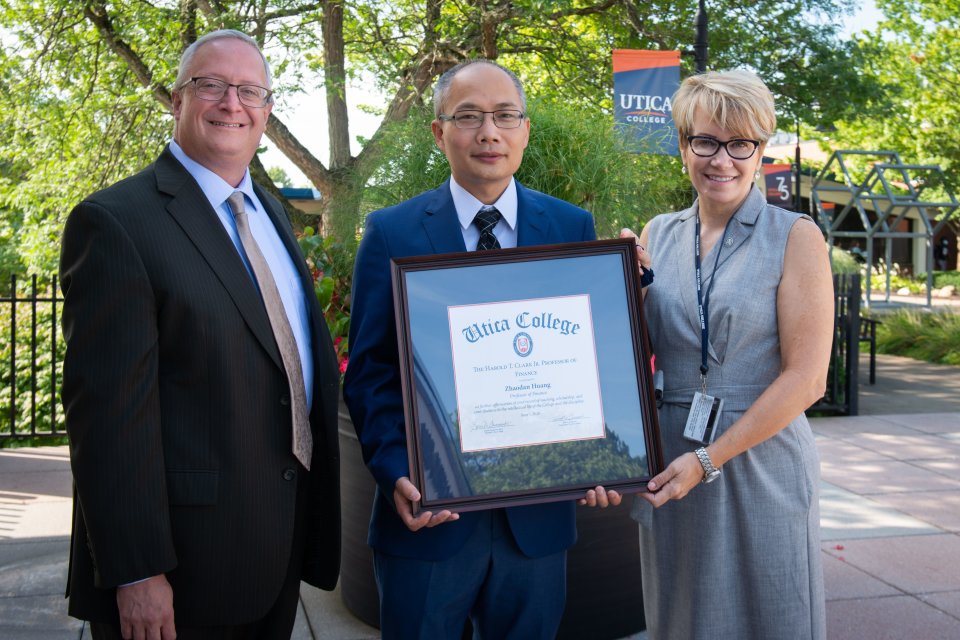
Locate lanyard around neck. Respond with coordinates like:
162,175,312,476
694,213,734,389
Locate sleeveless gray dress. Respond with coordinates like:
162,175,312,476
632,186,826,639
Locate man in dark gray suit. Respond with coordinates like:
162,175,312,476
60,29,340,639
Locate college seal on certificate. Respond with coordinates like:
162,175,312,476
513,332,533,357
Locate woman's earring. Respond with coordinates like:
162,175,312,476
754,168,762,180
682,165,687,174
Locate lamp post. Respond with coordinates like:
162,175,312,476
694,0,708,73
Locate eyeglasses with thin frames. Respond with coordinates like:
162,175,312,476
186,77,273,108
686,135,760,160
438,109,526,129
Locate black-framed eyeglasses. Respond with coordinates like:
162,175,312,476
686,135,760,160
438,109,526,129
187,77,273,108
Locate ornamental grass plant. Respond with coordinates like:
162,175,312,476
829,246,860,274
873,308,960,365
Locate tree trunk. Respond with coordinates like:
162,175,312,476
323,1,350,170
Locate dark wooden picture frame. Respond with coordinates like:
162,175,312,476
391,238,663,514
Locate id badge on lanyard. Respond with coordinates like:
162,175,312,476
683,391,724,444
683,213,731,445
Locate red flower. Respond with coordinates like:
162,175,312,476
339,356,349,374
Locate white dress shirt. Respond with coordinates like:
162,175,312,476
168,141,313,409
450,176,519,250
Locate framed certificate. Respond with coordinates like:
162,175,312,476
392,238,663,513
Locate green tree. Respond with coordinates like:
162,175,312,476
829,0,960,200
365,101,690,237
0,0,874,274
0,206,22,292
0,277,65,437
267,165,293,188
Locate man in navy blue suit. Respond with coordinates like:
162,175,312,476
344,59,620,639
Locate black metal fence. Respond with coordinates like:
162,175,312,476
0,274,65,441
812,273,862,416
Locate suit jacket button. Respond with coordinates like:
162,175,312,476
280,395,290,406
282,468,297,481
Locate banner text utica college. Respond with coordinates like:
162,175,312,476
612,49,680,156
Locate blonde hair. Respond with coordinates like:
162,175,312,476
672,70,776,146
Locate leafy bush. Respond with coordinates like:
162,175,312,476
868,267,960,295
867,259,925,293
917,271,960,290
514,100,689,238
874,309,960,365
298,228,354,377
932,271,960,289
362,100,690,240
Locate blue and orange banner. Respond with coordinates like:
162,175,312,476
613,49,680,155
763,164,793,208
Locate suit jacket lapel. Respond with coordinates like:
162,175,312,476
422,180,468,254
155,148,282,370
419,180,554,251
515,182,552,247
254,183,313,297
254,184,340,411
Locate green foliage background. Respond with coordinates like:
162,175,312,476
829,245,862,274
0,277,64,439
0,0,876,274
363,101,690,239
0,0,913,440
832,0,960,198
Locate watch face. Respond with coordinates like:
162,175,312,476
703,470,721,484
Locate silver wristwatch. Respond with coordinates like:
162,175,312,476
695,447,721,484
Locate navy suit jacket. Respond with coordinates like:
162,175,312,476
343,179,596,561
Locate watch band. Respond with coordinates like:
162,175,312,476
695,447,721,483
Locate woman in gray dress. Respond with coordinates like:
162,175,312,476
629,70,833,639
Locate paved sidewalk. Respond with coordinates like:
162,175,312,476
812,411,960,639
1,352,958,639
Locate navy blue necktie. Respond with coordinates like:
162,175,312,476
474,205,501,251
